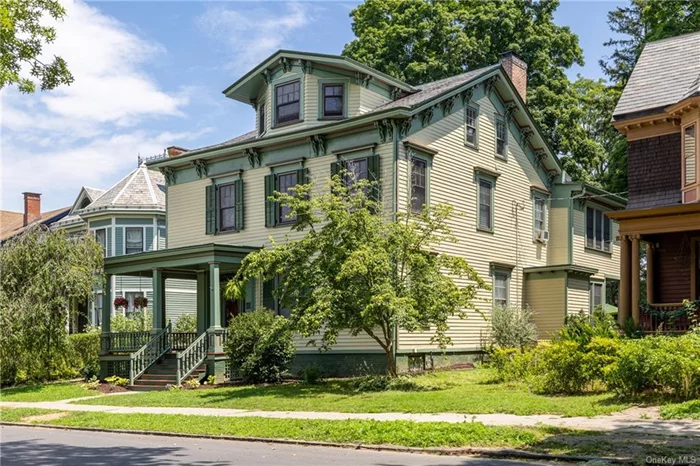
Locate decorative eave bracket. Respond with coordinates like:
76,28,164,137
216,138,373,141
192,160,208,179
160,167,176,186
245,148,262,168
375,119,394,143
308,135,327,157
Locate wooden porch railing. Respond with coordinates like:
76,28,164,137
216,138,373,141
176,332,208,386
169,332,198,351
129,322,172,385
641,303,692,334
102,332,151,353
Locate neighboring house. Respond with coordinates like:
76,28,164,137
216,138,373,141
100,50,624,384
52,162,197,332
1,192,69,243
608,31,700,332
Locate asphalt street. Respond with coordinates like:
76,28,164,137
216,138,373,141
0,425,554,466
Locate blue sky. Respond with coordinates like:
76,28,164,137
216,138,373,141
1,0,625,212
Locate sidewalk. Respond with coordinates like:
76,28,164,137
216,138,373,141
2,398,698,437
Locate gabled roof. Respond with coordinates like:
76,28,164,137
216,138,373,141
223,50,416,104
82,163,165,215
614,31,700,121
0,206,70,242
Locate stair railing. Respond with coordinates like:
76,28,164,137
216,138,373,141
129,322,172,385
176,331,208,386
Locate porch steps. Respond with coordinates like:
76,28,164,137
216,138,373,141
130,352,206,391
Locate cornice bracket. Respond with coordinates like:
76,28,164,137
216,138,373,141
308,135,327,157
160,167,176,186
192,160,208,179
245,148,262,168
375,119,394,143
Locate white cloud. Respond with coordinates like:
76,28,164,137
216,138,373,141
196,2,312,71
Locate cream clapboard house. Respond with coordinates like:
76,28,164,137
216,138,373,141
100,50,624,383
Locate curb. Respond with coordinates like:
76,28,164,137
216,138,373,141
0,421,635,464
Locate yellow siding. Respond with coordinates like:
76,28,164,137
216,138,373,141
547,207,569,265
572,207,621,280
524,273,566,339
397,92,551,350
359,87,390,114
567,275,590,315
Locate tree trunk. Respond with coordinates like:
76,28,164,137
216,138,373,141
384,347,397,377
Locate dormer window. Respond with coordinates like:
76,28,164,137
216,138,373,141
322,84,344,119
275,80,301,125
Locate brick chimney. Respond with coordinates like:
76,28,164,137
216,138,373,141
166,146,188,157
23,192,41,226
500,51,528,102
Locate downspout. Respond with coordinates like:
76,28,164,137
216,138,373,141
391,119,400,372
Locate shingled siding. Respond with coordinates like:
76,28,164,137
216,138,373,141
628,133,681,209
651,232,692,303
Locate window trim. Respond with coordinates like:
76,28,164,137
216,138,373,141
590,280,605,313
532,193,548,237
124,227,144,255
275,170,299,225
218,182,238,232
682,122,698,202
492,269,511,309
495,114,508,159
318,79,348,120
585,205,613,254
258,103,266,136
273,76,303,128
94,228,107,257
477,175,495,233
465,104,479,149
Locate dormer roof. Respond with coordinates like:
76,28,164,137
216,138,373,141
81,163,165,215
223,50,417,104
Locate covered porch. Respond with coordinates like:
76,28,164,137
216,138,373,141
100,243,257,387
610,204,700,333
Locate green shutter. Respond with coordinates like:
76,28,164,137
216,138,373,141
234,179,244,231
264,174,276,228
115,227,124,256
145,227,154,251
106,228,113,257
205,184,216,235
367,154,380,201
297,167,310,199
331,160,344,178
263,278,276,311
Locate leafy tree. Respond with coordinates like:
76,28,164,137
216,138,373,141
0,0,74,92
225,175,488,376
174,313,198,333
342,0,584,155
0,227,103,384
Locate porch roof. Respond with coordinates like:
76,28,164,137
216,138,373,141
104,243,258,277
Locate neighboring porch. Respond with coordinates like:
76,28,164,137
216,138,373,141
610,204,700,333
99,243,257,389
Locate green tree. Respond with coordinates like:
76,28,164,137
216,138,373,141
0,0,74,92
0,227,102,383
225,175,488,376
342,0,584,155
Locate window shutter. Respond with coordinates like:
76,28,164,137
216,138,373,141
234,179,244,231
264,174,276,227
205,184,216,235
297,167,309,199
367,154,380,201
330,160,344,178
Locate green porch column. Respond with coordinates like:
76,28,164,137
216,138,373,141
152,268,166,331
196,270,208,335
207,262,224,353
100,274,112,355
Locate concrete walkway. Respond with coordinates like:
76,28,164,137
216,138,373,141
2,397,698,437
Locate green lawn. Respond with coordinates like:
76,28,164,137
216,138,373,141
77,369,631,417
660,400,700,420
2,406,696,460
0,382,98,402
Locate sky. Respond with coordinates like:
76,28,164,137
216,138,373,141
1,0,626,213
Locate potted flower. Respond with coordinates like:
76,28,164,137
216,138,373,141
113,297,128,312
133,296,148,310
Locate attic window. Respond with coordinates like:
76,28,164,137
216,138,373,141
322,84,344,118
275,80,301,125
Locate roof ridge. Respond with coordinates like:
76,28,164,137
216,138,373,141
110,166,143,205
143,166,158,205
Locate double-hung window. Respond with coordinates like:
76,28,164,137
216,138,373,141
494,272,509,308
684,123,696,186
276,171,298,224
275,80,301,125
478,178,494,231
586,206,612,252
411,158,427,213
322,84,344,118
125,291,144,315
534,197,546,233
466,106,478,147
590,282,604,312
125,227,143,254
496,117,507,158
94,293,102,327
258,104,266,136
218,183,237,232
94,228,106,257
346,158,368,185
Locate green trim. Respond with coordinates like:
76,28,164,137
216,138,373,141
532,191,548,240
317,78,350,120
491,266,511,309
476,175,495,233
494,113,508,160
271,74,305,129
473,166,501,179
115,218,152,226
407,151,431,213
464,103,480,149
88,219,111,228
524,264,598,275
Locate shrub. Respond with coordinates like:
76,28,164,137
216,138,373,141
534,340,590,394
489,347,540,383
205,375,216,385
349,374,421,392
183,378,200,389
105,375,128,387
556,309,618,346
225,309,295,384
490,306,538,351
298,365,325,385
111,310,152,332
82,375,100,390
68,331,100,381
174,314,197,333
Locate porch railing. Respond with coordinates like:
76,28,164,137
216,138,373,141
103,331,151,353
169,332,198,351
129,322,172,385
641,304,692,334
176,332,208,386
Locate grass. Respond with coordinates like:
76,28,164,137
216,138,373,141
0,382,98,402
76,369,632,417
2,406,696,461
659,400,700,420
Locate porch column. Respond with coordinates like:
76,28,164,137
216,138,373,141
208,262,223,353
196,270,208,335
631,236,641,325
619,235,631,326
646,242,655,304
152,268,166,331
100,274,112,354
